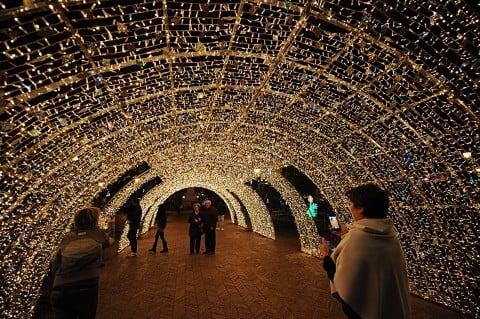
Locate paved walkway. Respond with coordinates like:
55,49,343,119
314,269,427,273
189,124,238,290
92,214,467,319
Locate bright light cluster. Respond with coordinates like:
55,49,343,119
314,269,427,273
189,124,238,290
0,0,478,317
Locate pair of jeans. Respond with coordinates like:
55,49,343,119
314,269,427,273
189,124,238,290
204,225,216,253
189,233,201,253
51,282,98,319
152,228,167,251
217,215,225,229
127,226,139,253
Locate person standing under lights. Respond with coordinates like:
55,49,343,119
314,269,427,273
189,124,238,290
126,198,142,257
51,207,111,319
320,184,411,319
202,200,218,255
149,203,168,253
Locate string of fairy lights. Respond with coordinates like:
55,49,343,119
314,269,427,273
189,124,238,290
115,176,263,252
0,0,478,317
107,173,251,252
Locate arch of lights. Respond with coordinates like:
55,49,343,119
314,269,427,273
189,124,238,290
147,172,275,236
100,167,278,252
138,178,243,228
265,170,322,255
110,172,274,252
0,0,478,317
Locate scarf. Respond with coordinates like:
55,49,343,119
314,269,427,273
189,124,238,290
330,218,411,319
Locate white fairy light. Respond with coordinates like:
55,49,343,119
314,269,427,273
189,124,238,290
0,0,478,318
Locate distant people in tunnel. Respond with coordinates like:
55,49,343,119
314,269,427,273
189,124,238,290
202,199,218,255
149,203,168,253
320,183,411,319
51,206,111,319
188,202,204,255
306,194,330,237
126,198,142,257
306,195,318,219
216,208,225,230
104,213,116,240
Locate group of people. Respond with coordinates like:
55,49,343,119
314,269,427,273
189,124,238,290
50,183,411,319
188,199,219,255
124,198,222,257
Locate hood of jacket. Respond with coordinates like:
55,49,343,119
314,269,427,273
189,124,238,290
352,217,395,236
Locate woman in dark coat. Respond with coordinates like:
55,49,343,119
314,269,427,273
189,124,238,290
188,202,203,255
126,198,142,257
149,203,168,253
51,207,110,319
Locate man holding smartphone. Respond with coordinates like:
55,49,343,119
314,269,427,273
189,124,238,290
320,184,411,319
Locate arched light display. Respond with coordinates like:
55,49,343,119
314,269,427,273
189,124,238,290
266,170,322,255
0,0,478,317
111,173,265,252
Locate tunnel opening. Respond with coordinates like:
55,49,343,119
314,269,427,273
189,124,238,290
246,177,300,248
170,187,229,217
281,165,338,244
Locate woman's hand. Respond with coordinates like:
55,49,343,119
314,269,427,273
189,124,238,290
320,237,330,257
331,221,348,237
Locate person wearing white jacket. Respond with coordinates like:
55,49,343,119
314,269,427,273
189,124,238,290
320,183,411,319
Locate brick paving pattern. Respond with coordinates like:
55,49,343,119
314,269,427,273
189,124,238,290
94,214,468,319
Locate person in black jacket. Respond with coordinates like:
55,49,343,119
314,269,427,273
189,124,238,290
126,198,142,257
149,203,168,253
202,200,218,255
51,206,110,319
188,203,204,255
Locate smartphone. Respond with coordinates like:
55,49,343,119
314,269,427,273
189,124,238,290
329,216,340,231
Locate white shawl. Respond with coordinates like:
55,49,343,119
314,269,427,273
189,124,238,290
330,218,411,319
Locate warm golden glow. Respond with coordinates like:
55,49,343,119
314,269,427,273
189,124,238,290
0,1,478,317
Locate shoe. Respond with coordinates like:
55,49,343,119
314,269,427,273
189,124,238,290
207,251,214,255
127,252,137,257
148,249,156,254
160,249,168,253
203,251,209,254
190,252,194,255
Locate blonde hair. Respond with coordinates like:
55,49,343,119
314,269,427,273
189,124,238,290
74,206,101,230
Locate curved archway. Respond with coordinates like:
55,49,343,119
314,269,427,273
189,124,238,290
0,1,478,317
109,172,276,252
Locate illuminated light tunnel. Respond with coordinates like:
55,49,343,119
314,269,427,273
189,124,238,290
0,0,478,317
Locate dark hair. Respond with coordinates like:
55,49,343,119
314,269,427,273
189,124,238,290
346,183,389,218
74,206,100,230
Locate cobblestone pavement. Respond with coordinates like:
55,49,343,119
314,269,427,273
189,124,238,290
93,214,468,319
